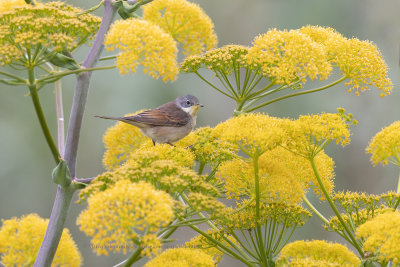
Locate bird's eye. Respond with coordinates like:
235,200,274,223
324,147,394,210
186,100,191,105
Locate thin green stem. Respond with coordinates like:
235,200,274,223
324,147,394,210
27,68,60,164
216,70,239,99
302,196,329,225
188,224,256,266
38,65,116,84
0,70,27,82
99,55,117,61
194,71,234,99
198,161,205,175
397,169,400,194
309,156,364,257
121,247,142,267
246,76,347,112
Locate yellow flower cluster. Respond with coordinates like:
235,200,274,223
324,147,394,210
213,113,285,156
145,248,215,267
217,148,334,203
300,25,392,96
0,2,100,66
366,121,400,166
77,180,174,256
143,0,217,56
187,192,226,218
222,201,311,230
0,0,26,12
356,211,400,265
282,112,351,157
177,127,238,167
102,112,148,169
80,144,220,213
180,45,250,74
185,229,235,263
276,240,360,267
105,18,179,82
245,28,332,85
0,213,81,266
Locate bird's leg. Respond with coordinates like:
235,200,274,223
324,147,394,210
167,142,176,147
185,144,194,150
152,140,156,146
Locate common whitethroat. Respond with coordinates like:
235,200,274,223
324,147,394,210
96,95,203,146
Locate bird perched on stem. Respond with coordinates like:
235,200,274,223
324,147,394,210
96,95,203,146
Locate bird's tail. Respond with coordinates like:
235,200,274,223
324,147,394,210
95,115,122,120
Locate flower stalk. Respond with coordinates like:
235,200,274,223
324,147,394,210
34,1,117,266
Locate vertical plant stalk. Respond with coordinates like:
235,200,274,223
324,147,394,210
34,1,117,266
28,67,60,164
309,157,364,257
54,69,65,156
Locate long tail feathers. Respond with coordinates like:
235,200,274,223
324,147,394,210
94,115,122,120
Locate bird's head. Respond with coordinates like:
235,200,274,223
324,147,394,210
176,94,203,116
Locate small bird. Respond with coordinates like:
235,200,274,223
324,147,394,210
96,95,203,146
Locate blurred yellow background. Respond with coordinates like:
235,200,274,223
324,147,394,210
0,0,399,266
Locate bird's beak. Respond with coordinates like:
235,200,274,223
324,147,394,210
197,104,204,108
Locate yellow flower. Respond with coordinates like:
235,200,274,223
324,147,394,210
105,18,179,82
185,229,235,263
330,38,392,97
276,240,360,267
144,248,215,267
0,213,81,266
298,25,345,47
177,127,238,167
180,44,250,74
0,2,100,66
222,201,311,230
79,145,212,203
77,180,174,256
366,121,400,166
102,112,148,170
282,112,352,157
356,211,400,265
217,147,334,203
245,28,332,85
0,0,26,12
212,113,285,156
143,0,217,56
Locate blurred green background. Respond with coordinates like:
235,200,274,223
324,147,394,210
0,0,399,266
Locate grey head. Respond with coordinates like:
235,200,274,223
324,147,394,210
175,94,202,109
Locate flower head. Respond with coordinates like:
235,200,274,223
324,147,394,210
222,201,311,230
245,28,332,85
181,45,250,74
0,213,81,266
77,180,174,256
212,113,285,156
356,211,400,265
0,0,27,12
102,112,148,170
145,248,215,267
276,240,360,267
177,127,238,167
282,111,352,157
105,18,179,81
366,121,400,166
143,0,217,56
0,2,100,66
217,147,334,203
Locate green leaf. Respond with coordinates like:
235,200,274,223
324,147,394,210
71,181,87,190
52,160,72,187
43,48,80,70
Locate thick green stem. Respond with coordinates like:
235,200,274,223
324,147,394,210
309,157,364,256
27,68,60,164
246,76,347,112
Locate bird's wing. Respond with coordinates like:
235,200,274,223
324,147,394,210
121,103,190,127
